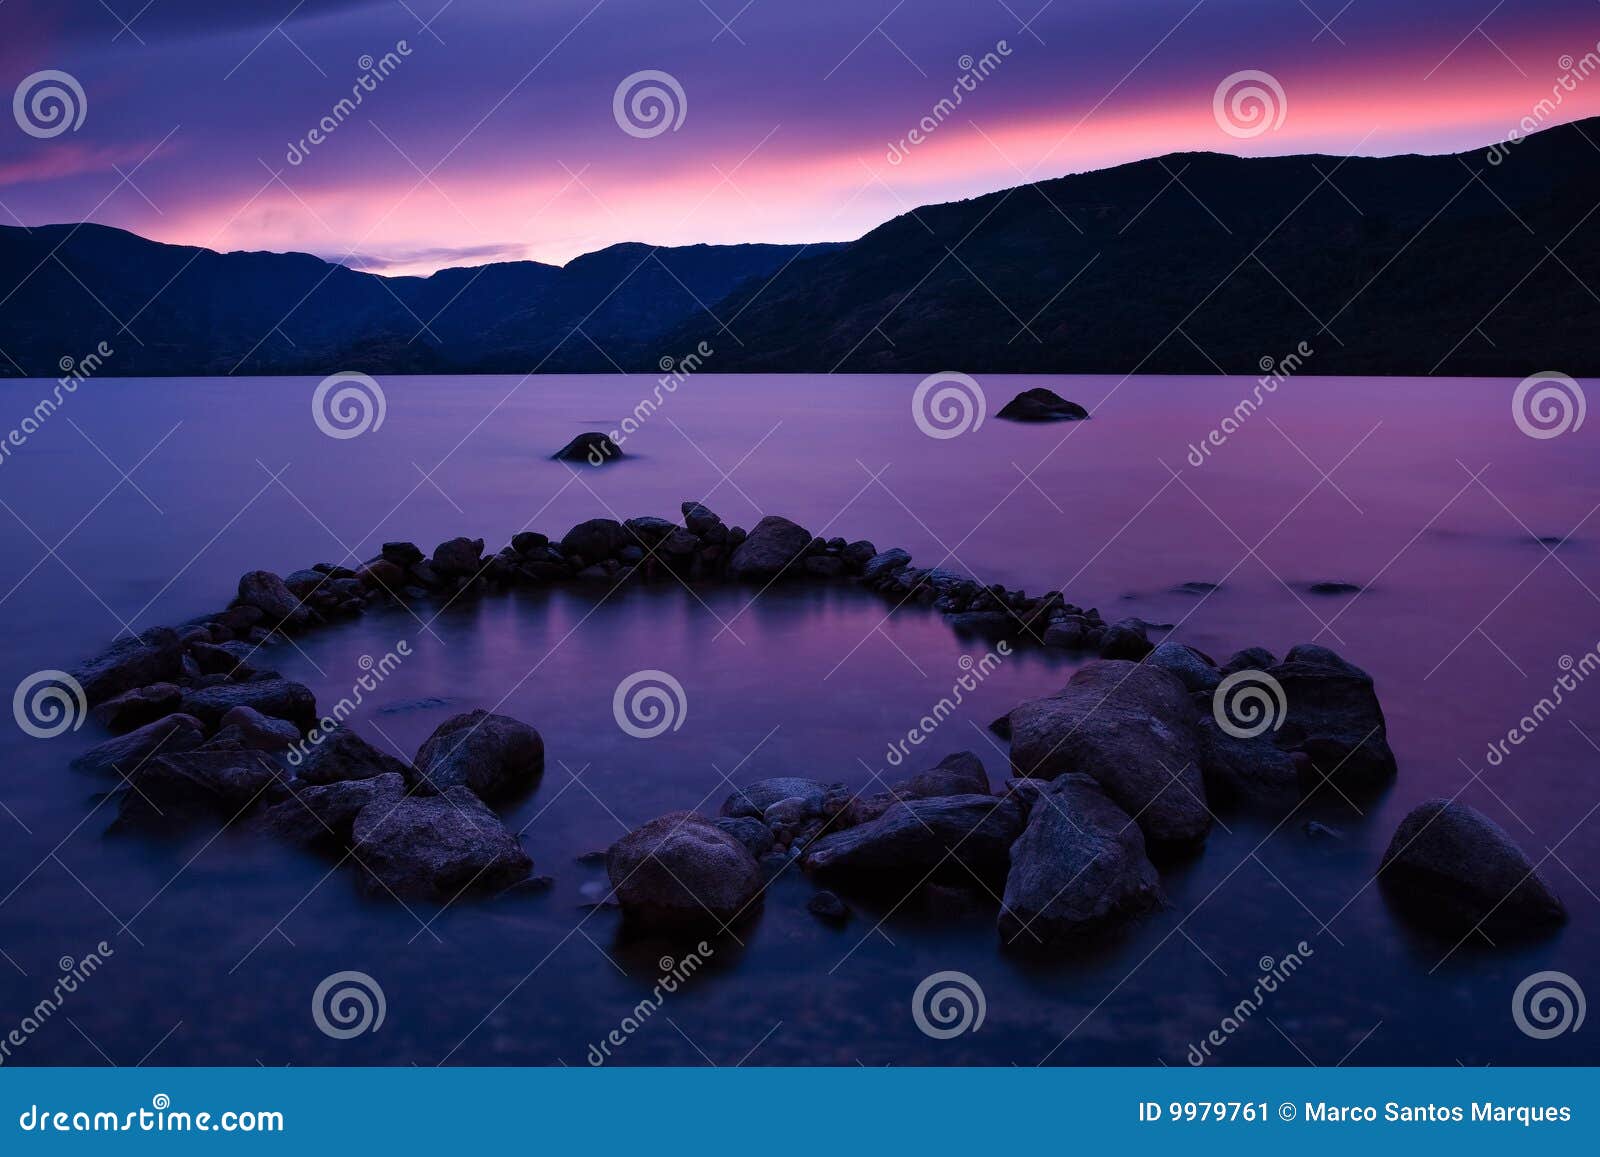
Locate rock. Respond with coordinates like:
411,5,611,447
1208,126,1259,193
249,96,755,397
1379,800,1565,939
1145,642,1220,692
90,683,183,732
186,640,260,679
842,541,877,568
720,778,835,821
553,432,622,464
996,388,1089,422
861,548,911,582
681,501,723,535
623,517,676,546
411,709,544,803
802,795,1026,887
1303,821,1344,841
728,515,813,581
803,555,847,578
180,679,316,732
381,542,425,566
236,571,312,628
853,752,990,824
259,773,405,850
290,727,412,785
352,787,532,902
559,518,628,564
1221,646,1277,676
1174,581,1221,595
282,569,328,599
1308,581,1362,594
71,628,185,704
111,746,288,832
71,713,206,777
1008,660,1212,849
606,812,764,930
714,816,776,859
1196,717,1301,808
1099,617,1154,660
431,537,485,576
1266,645,1397,794
807,890,851,925
510,531,549,555
1042,619,1086,649
356,558,407,592
217,705,300,751
999,774,1161,950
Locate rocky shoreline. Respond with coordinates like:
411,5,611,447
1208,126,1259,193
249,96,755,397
60,500,1567,951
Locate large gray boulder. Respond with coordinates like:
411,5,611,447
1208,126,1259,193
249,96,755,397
727,515,812,581
292,728,412,785
71,628,185,704
411,709,544,803
180,679,316,732
236,570,311,628
71,713,206,776
999,775,1161,950
607,812,764,930
1379,800,1565,939
1265,645,1397,794
1008,660,1212,849
802,794,1026,887
352,786,532,901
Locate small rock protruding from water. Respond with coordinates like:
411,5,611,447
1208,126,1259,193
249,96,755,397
996,387,1089,422
552,431,623,464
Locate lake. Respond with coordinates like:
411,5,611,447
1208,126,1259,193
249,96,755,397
0,371,1595,1067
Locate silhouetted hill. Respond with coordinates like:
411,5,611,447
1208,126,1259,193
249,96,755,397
3,118,1597,376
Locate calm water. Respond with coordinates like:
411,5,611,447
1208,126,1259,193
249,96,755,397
0,372,1595,1067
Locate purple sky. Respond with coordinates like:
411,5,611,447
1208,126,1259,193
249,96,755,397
2,0,1597,274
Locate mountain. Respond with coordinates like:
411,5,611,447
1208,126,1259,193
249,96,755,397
0,226,836,376
674,117,1600,376
3,117,1598,377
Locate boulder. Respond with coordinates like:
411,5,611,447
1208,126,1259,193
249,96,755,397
996,388,1089,422
292,728,412,785
714,816,776,859
1008,660,1212,849
624,517,677,547
1196,717,1301,809
411,709,544,803
111,745,288,832
553,432,622,464
861,548,911,582
356,558,407,592
720,778,839,820
1099,617,1154,660
607,812,764,930
1379,800,1565,939
258,773,405,850
802,794,1026,887
999,774,1161,950
559,518,628,564
180,679,316,732
1267,645,1397,794
727,515,813,581
72,713,207,777
1221,646,1277,676
431,537,485,576
852,752,991,824
681,501,723,535
71,628,185,704
90,683,183,733
352,787,532,901
509,531,549,555
807,890,851,925
381,542,425,566
236,571,312,628
217,705,300,751
1145,642,1220,692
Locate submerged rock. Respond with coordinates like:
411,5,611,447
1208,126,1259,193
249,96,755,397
1379,800,1565,940
996,388,1089,422
553,432,622,464
807,890,851,925
352,786,532,902
1000,774,1161,950
412,709,544,803
1007,660,1211,849
607,812,764,930
1308,581,1362,595
727,515,813,581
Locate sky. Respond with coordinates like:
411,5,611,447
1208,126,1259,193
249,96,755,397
0,0,1596,276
